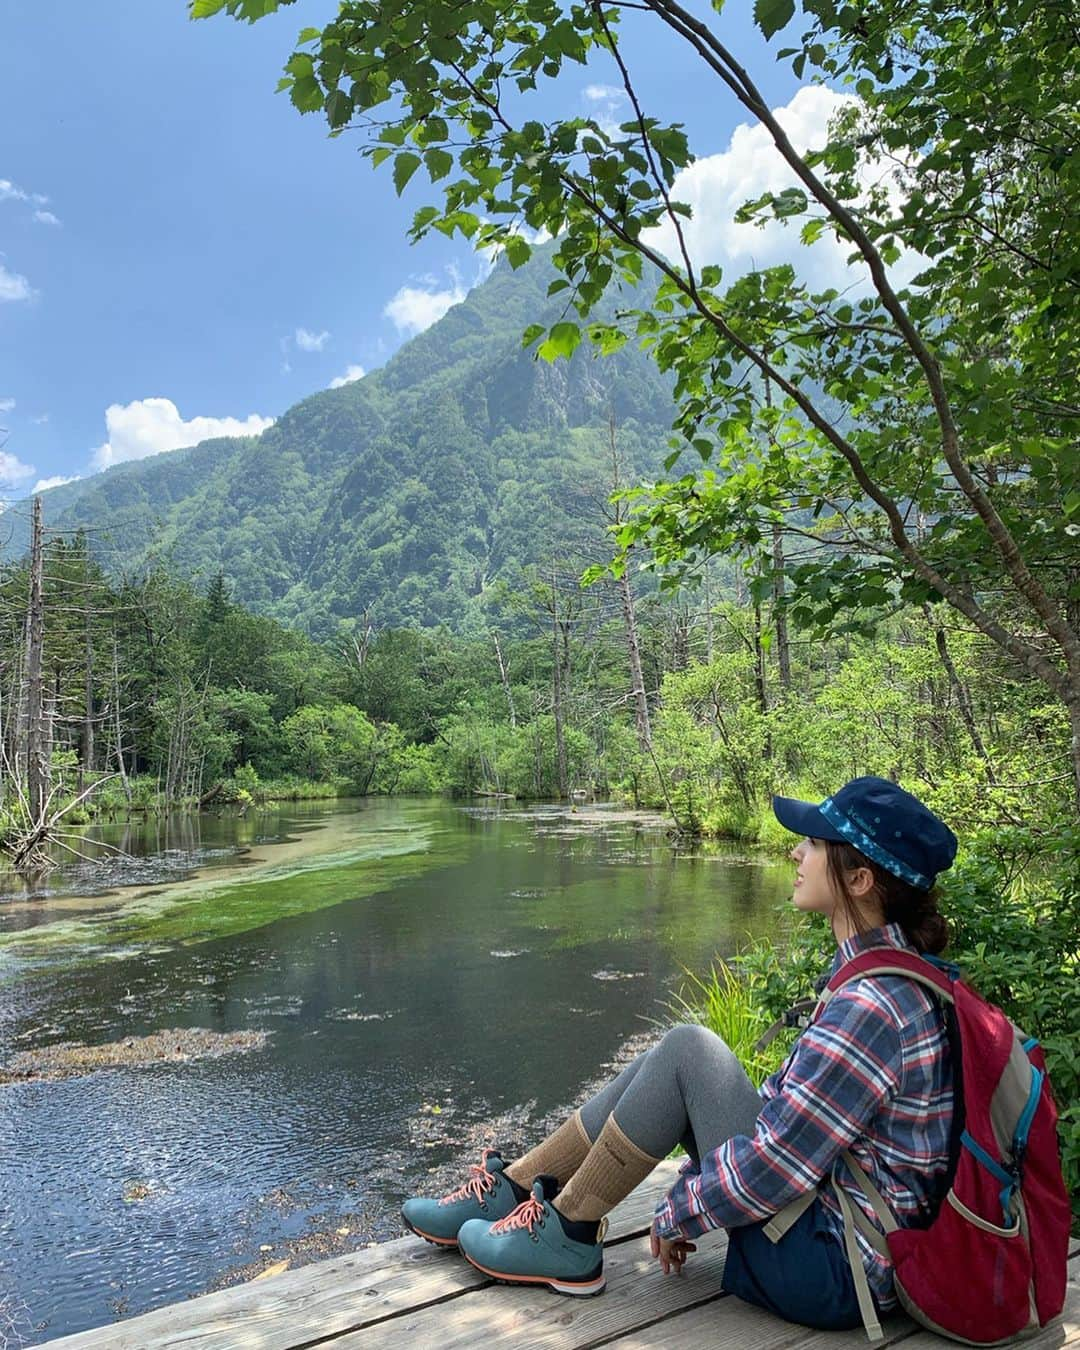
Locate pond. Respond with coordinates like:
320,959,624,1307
0,797,794,1343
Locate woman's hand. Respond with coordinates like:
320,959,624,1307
650,1218,697,1275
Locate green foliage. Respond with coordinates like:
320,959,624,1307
634,605,1073,842
190,0,1080,796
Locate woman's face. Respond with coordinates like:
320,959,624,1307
789,837,838,918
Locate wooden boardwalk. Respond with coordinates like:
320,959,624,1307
41,1160,1078,1349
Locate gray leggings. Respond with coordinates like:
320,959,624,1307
579,1024,762,1163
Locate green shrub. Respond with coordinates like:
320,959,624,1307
233,762,260,794
387,743,445,794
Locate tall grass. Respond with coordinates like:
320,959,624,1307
665,957,791,1088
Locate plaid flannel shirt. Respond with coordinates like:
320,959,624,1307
653,923,954,1309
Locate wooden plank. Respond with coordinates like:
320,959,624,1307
38,1161,680,1348
618,1251,1080,1350
328,1230,732,1349
606,1299,916,1350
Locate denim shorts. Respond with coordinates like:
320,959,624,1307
721,1195,866,1330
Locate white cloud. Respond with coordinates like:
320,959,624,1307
0,397,14,413
0,450,35,489
582,83,628,137
32,474,79,493
92,398,275,471
584,83,623,102
383,274,468,336
0,178,45,205
0,263,34,303
33,209,61,227
32,413,49,424
644,85,913,293
329,364,365,388
295,326,330,352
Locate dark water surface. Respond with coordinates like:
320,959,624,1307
0,798,792,1343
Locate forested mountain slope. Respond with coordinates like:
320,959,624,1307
16,251,676,634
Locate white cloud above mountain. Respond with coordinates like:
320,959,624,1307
0,450,35,491
92,398,275,471
32,474,79,493
329,364,365,388
33,209,61,227
383,274,467,336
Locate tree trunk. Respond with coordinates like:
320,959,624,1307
1067,697,1080,817
551,566,568,798
752,597,768,716
703,563,714,664
607,416,651,751
771,523,791,692
492,629,517,728
618,572,652,753
25,496,47,824
83,602,95,783
923,606,997,784
111,633,131,801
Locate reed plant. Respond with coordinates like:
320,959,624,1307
665,954,793,1088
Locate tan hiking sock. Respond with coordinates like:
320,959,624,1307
505,1109,592,1189
553,1114,661,1223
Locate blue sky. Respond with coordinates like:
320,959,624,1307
1,1,823,498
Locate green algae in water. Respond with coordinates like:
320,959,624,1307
0,822,463,971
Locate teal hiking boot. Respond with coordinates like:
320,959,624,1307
457,1176,608,1296
401,1149,528,1247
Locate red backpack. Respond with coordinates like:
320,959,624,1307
764,949,1071,1344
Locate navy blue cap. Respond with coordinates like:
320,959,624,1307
772,776,957,891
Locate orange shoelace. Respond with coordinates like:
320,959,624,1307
490,1193,545,1235
437,1149,500,1207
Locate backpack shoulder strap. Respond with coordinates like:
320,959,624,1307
753,950,955,1055
818,948,956,1018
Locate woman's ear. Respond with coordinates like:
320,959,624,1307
847,866,876,899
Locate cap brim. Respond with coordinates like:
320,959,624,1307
771,794,847,842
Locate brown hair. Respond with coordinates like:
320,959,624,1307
824,840,950,954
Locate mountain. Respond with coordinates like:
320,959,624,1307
11,249,677,635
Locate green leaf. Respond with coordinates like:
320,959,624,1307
773,187,808,218
291,75,324,114
754,0,795,39
325,89,352,129
504,234,532,269
424,148,453,181
392,152,422,196
411,205,440,232
522,323,546,348
537,322,582,362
